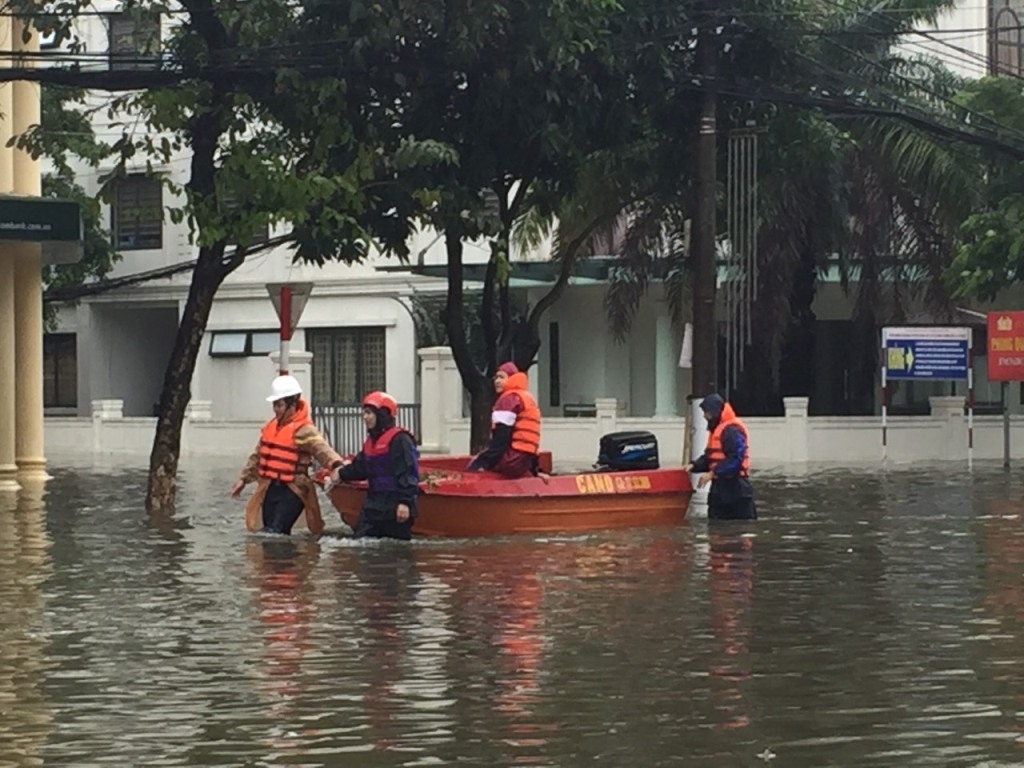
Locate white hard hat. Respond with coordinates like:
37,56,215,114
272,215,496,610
266,375,303,402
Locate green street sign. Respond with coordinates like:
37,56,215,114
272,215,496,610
0,196,82,242
0,195,83,264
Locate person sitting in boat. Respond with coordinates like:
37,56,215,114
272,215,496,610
331,391,420,540
231,375,346,536
467,361,542,479
685,393,757,521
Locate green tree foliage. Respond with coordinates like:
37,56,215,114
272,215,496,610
948,77,1024,301
21,86,119,325
279,0,653,448
585,0,989,414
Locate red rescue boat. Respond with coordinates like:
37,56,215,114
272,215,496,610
318,452,693,538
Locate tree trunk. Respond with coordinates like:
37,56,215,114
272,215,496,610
145,94,226,513
467,375,496,454
690,29,718,399
850,312,879,415
779,249,818,400
145,247,230,512
442,230,493,452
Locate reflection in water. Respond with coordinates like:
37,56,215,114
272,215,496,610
452,546,553,766
0,480,54,767
347,546,417,752
494,571,546,758
979,495,1024,750
983,496,1024,626
244,536,320,759
707,527,755,732
10,456,1024,766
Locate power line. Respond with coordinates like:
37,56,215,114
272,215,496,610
42,232,295,303
703,74,1024,159
0,2,995,18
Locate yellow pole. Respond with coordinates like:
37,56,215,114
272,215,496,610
12,17,48,481
0,16,20,491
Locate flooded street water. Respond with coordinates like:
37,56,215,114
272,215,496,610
2,455,1024,766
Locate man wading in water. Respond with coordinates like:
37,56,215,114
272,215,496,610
685,393,758,521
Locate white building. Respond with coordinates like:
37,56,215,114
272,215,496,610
41,7,474,425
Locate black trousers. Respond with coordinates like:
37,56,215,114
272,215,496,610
354,508,414,541
262,481,306,535
707,476,758,521
708,496,758,521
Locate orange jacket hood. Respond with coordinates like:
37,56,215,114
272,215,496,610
720,402,738,423
505,371,529,392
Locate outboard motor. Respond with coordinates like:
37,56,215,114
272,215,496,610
596,431,660,471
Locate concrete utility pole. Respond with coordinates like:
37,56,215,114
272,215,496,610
690,21,719,402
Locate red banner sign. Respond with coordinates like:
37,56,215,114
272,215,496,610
987,311,1024,381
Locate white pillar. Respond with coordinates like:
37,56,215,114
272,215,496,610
783,396,810,462
689,397,710,462
418,347,446,452
595,397,618,437
180,399,212,457
185,401,213,421
417,346,460,453
688,396,709,517
929,395,967,461
440,349,463,430
654,309,678,417
91,399,124,454
91,399,124,419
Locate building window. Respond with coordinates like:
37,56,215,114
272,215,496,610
991,3,1024,75
112,174,163,250
308,327,386,403
209,330,280,357
108,12,160,71
44,333,77,409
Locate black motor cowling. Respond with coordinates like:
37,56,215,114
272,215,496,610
596,431,660,471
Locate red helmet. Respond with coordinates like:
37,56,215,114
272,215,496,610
362,391,398,416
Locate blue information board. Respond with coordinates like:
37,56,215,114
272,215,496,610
882,327,971,381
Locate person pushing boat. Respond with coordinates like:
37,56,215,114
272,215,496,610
231,375,346,535
467,361,544,479
684,393,758,521
331,391,420,540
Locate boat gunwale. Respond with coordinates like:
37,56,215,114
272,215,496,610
330,466,692,499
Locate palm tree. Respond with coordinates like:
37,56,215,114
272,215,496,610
590,0,983,415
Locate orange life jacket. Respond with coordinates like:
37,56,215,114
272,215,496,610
258,401,314,483
705,402,750,477
502,372,541,455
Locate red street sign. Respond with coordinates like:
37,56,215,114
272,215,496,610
987,311,1024,381
266,282,313,341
